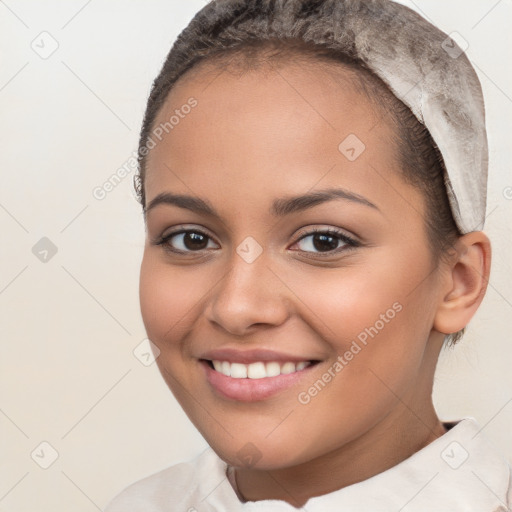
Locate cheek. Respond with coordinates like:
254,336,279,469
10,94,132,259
139,253,203,347
282,249,435,382
279,267,429,454
280,258,410,342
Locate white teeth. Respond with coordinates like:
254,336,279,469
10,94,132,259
247,362,267,379
221,361,231,376
230,363,247,378
265,361,281,377
211,360,312,379
280,362,296,374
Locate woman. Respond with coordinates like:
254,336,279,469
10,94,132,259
106,0,511,509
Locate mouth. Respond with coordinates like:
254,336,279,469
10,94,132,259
200,358,321,402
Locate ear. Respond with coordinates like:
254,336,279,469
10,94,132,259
433,231,492,335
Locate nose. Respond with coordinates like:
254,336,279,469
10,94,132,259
204,248,290,337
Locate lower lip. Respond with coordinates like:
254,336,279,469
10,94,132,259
200,360,318,402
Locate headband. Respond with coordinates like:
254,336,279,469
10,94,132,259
342,0,488,234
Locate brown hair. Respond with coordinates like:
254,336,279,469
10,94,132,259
134,0,463,345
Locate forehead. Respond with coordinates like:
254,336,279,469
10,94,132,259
144,58,418,223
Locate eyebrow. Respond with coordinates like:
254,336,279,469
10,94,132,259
144,187,379,218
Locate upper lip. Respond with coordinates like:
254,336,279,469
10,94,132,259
199,348,321,364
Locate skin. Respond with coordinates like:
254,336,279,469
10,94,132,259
138,58,491,507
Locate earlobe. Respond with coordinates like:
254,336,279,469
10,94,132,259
433,232,492,335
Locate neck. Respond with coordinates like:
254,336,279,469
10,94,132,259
233,396,447,507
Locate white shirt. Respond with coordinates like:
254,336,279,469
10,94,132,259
104,417,512,511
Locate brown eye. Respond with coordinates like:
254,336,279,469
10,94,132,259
180,232,209,250
293,228,359,256
157,229,218,253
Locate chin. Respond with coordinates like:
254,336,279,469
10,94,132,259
206,435,311,471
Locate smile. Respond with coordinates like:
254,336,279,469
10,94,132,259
210,360,312,379
200,359,320,402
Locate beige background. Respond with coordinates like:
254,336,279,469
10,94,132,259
0,1,511,510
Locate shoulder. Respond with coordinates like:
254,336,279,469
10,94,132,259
438,417,512,511
104,448,222,512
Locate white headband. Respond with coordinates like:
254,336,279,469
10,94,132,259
339,0,488,234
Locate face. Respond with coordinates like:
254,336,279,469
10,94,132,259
139,59,445,470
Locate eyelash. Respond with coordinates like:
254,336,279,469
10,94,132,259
295,227,359,257
153,226,360,258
